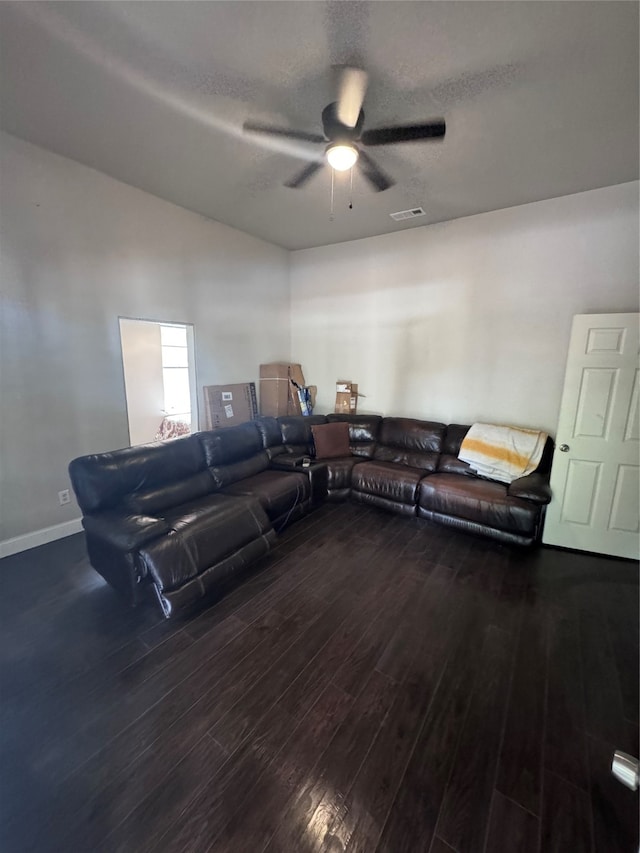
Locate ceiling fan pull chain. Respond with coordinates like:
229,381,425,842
330,168,335,220
349,166,354,210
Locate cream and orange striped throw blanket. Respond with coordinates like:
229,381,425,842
458,423,547,484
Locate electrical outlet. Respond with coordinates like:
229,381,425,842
58,489,71,506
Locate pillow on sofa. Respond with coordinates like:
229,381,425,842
312,422,351,459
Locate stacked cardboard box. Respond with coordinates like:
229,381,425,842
260,363,306,417
202,382,258,429
335,380,359,415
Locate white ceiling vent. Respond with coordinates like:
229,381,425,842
389,207,426,221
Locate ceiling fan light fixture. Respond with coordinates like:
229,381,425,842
244,66,444,191
326,143,358,171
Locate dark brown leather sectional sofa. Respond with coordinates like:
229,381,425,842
69,413,553,618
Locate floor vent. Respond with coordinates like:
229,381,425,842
389,207,426,221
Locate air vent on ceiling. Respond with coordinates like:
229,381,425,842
389,207,426,221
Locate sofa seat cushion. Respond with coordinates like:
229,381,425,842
161,494,239,529
352,460,424,505
221,470,310,520
508,472,552,504
418,473,539,535
141,494,272,593
325,456,366,491
83,511,170,553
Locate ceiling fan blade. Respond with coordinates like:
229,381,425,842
357,150,394,192
335,66,368,129
361,120,446,146
284,161,324,189
243,121,325,145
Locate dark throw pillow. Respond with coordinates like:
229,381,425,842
311,421,351,459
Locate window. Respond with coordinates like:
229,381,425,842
160,324,192,428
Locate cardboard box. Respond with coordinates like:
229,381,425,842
335,380,359,415
259,363,290,418
202,382,258,430
260,363,306,417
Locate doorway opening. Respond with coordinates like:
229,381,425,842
119,317,198,446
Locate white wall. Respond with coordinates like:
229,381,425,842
0,132,290,547
291,182,639,435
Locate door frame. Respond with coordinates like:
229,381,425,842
117,315,200,445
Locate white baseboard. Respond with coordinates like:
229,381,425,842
0,518,83,559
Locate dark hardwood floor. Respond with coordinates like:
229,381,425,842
1,503,638,853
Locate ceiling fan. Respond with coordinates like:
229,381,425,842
243,67,446,192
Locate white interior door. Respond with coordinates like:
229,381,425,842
543,313,639,559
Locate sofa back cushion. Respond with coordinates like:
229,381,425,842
442,424,471,456
374,418,446,472
537,436,555,475
126,472,217,516
254,416,286,459
326,414,382,458
69,435,208,515
196,422,269,488
437,423,475,476
197,423,262,466
278,415,328,455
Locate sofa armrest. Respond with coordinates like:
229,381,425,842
269,454,309,471
82,512,170,552
508,473,552,505
269,457,328,504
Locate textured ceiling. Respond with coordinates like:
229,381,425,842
1,1,638,250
